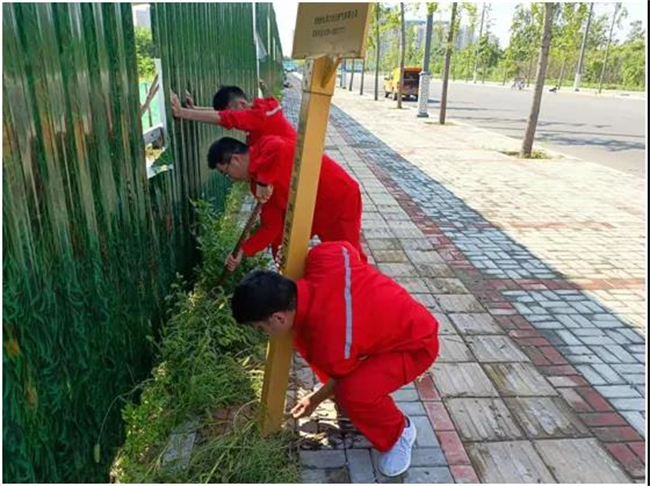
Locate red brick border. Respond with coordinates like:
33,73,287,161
359,153,646,482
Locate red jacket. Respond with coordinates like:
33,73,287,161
240,136,361,257
219,97,296,146
293,241,439,381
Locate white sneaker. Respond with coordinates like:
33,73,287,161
378,415,417,477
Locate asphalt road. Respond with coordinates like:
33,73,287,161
342,74,646,178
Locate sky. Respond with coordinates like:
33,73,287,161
273,1,647,56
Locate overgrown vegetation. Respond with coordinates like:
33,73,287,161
111,185,299,483
501,149,551,159
135,27,156,80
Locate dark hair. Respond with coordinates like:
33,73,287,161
212,85,247,110
231,270,297,324
206,137,248,170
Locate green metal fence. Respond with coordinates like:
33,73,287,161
3,2,283,482
256,3,285,95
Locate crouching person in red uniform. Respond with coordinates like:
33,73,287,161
207,136,368,269
230,241,439,477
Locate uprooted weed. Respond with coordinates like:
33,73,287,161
111,184,299,483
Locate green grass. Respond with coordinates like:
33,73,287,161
500,149,552,160
110,185,300,483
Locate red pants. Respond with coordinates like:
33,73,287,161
333,336,438,451
318,191,368,262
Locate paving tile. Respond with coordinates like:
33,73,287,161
404,249,445,264
620,411,646,437
370,450,404,483
483,362,557,396
373,250,409,263
608,398,646,412
449,465,480,483
301,467,350,483
402,467,453,483
394,277,430,293
416,262,456,278
534,438,630,483
465,335,530,362
434,313,457,335
436,294,484,313
425,278,469,294
411,415,439,447
391,389,420,402
410,447,447,467
504,397,590,439
397,401,427,416
436,335,474,362
300,450,347,468
377,262,419,278
446,398,524,441
346,449,375,483
366,238,403,251
437,431,471,465
594,385,643,399
467,441,555,483
431,362,498,397
449,313,503,334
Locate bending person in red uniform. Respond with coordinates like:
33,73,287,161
170,84,296,146
230,241,440,477
207,136,367,269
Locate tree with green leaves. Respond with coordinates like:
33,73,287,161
439,3,458,124
521,3,554,157
549,3,587,90
397,2,406,108
505,4,542,85
134,27,155,80
598,3,627,93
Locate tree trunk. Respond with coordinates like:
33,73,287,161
439,3,458,124
557,59,566,89
473,3,486,83
521,3,554,157
349,59,356,91
573,2,594,91
360,57,366,95
374,6,381,100
397,3,406,109
598,3,619,94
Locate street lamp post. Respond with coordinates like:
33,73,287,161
417,9,434,118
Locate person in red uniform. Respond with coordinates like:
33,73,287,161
230,241,440,477
170,84,296,146
207,136,368,268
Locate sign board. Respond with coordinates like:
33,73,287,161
292,3,372,59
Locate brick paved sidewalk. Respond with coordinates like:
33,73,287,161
281,79,646,483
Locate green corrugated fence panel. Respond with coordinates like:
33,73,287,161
2,2,281,482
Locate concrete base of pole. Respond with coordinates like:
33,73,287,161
417,71,431,118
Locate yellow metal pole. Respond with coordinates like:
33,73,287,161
260,55,339,436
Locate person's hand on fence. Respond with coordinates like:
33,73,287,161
225,249,243,272
255,183,274,204
170,91,183,117
185,90,195,109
